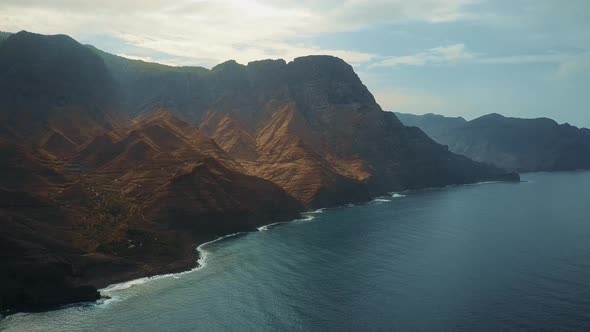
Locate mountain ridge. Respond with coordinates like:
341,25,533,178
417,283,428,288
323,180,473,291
0,31,518,313
396,112,590,172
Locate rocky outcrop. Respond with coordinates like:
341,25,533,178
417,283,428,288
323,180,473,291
396,112,590,172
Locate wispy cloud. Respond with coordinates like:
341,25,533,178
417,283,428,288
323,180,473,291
371,43,590,77
476,53,567,65
476,51,590,80
0,0,477,67
372,44,475,68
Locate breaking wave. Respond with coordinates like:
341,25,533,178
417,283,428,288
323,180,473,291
371,198,392,204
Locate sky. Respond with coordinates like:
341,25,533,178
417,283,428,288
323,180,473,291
1,0,589,128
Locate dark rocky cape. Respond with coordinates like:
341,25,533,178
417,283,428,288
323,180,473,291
0,31,518,314
396,112,590,172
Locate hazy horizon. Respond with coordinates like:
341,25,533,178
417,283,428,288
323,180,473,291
1,0,588,127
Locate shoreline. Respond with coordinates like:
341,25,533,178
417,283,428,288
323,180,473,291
3,177,521,317
99,209,326,296
97,179,508,297
100,232,243,295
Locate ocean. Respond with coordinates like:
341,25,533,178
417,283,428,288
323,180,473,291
2,171,590,331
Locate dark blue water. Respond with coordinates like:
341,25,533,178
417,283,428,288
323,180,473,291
3,172,590,331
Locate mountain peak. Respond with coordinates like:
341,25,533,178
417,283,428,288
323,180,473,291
211,59,246,72
247,58,287,66
2,30,98,63
285,55,377,114
0,29,117,139
246,59,287,73
8,30,79,47
292,54,348,65
288,55,354,77
471,113,558,128
287,55,357,80
474,113,505,120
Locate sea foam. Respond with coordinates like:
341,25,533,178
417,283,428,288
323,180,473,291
97,205,326,304
296,215,316,222
99,232,245,298
258,210,321,231
257,222,288,231
371,198,392,204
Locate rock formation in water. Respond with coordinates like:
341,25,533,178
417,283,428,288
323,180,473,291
396,112,590,172
0,31,518,313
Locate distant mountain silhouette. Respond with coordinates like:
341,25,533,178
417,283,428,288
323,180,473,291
0,31,518,312
396,112,590,172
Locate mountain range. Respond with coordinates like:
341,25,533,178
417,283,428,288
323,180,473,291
0,31,518,313
396,112,590,172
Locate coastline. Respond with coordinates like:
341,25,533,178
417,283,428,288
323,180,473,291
99,209,325,297
96,178,516,300
4,172,590,331
2,176,520,318
100,232,242,295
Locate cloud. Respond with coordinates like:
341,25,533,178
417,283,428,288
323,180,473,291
1,0,587,81
0,0,477,67
476,53,566,65
321,0,479,31
116,53,153,62
372,44,475,68
371,43,590,78
475,51,590,79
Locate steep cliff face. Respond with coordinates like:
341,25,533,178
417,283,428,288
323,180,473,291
190,56,517,203
1,32,518,313
251,103,371,207
396,112,590,172
0,31,120,144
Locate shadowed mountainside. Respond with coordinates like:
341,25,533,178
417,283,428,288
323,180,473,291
396,112,590,172
0,31,11,45
0,31,518,313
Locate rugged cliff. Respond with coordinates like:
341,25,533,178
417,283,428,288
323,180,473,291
396,112,590,172
99,52,517,203
0,31,518,313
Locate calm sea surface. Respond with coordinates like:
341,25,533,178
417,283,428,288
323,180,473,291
3,171,590,331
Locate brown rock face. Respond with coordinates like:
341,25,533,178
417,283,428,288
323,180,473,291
0,32,518,313
0,109,303,313
181,56,516,205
